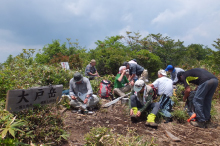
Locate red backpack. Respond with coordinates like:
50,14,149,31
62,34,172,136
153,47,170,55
99,80,112,98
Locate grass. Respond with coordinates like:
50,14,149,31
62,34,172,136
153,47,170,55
172,109,188,123
84,126,157,146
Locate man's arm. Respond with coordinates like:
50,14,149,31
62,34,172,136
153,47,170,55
69,80,76,100
139,89,153,113
86,79,93,97
118,70,126,82
128,74,136,82
148,84,154,88
183,86,190,102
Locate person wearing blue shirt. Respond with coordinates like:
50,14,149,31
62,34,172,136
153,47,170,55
165,65,184,85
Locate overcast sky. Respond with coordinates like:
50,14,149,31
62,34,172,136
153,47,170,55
0,0,220,63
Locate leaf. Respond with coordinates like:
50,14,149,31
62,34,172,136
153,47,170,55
9,128,15,138
1,129,8,139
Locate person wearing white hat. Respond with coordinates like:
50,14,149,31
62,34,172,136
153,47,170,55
129,80,160,127
113,66,133,97
149,69,174,122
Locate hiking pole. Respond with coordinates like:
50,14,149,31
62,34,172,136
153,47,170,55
102,92,131,108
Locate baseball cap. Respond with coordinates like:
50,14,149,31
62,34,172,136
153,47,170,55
158,69,167,76
133,80,145,92
165,65,174,71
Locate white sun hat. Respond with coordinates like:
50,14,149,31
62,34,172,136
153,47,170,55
133,80,145,92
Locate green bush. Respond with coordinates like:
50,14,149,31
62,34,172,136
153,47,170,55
0,49,75,100
15,104,69,145
172,109,188,123
85,126,156,146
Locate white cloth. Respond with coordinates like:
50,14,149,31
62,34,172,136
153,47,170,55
152,76,173,97
171,67,185,83
128,60,137,64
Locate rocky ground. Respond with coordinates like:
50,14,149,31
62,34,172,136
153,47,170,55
61,99,220,146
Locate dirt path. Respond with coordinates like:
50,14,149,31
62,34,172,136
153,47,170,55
62,99,220,146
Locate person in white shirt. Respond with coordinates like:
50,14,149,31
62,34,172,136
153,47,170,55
149,69,174,122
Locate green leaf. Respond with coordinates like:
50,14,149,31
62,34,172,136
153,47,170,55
1,129,8,139
8,128,15,138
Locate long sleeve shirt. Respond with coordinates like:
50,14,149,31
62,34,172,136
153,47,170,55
129,85,154,112
69,77,93,97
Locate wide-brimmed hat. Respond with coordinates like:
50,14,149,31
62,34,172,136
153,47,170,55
73,72,83,82
133,80,145,92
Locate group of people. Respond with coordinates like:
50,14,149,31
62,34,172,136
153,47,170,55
68,59,218,128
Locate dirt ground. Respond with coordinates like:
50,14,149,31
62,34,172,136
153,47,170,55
61,99,220,146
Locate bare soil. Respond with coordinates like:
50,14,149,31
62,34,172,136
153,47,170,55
62,99,220,146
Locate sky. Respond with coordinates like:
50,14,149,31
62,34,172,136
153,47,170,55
0,0,220,63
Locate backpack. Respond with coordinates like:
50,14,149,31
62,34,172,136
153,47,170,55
99,80,112,98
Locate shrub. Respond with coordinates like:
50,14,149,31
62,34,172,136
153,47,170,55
172,109,188,123
0,49,75,100
85,126,156,146
15,104,69,145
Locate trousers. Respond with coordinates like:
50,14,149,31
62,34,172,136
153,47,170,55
193,78,218,122
113,85,132,97
70,94,99,109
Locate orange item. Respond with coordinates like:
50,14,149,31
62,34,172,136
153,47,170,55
187,113,196,122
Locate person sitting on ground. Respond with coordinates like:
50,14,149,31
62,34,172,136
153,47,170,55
113,66,133,97
85,59,100,80
149,69,174,123
177,68,218,128
165,65,184,85
69,72,99,114
129,80,160,127
123,61,148,83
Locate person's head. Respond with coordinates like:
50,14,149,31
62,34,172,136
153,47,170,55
122,62,130,69
134,80,145,93
158,69,167,78
73,72,83,84
90,59,96,66
119,66,126,74
165,65,174,72
177,71,185,83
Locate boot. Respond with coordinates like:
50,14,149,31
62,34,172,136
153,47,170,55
145,113,158,127
190,121,206,128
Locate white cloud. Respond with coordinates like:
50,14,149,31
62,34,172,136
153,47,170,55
119,25,131,36
151,9,187,24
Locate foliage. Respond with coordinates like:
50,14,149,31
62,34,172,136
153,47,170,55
0,49,74,100
90,75,115,95
131,49,162,80
0,116,25,139
15,104,69,145
0,137,28,146
172,109,188,123
85,126,156,146
89,36,130,75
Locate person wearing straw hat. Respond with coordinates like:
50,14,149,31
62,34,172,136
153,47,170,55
129,80,160,127
85,59,100,80
69,72,99,114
